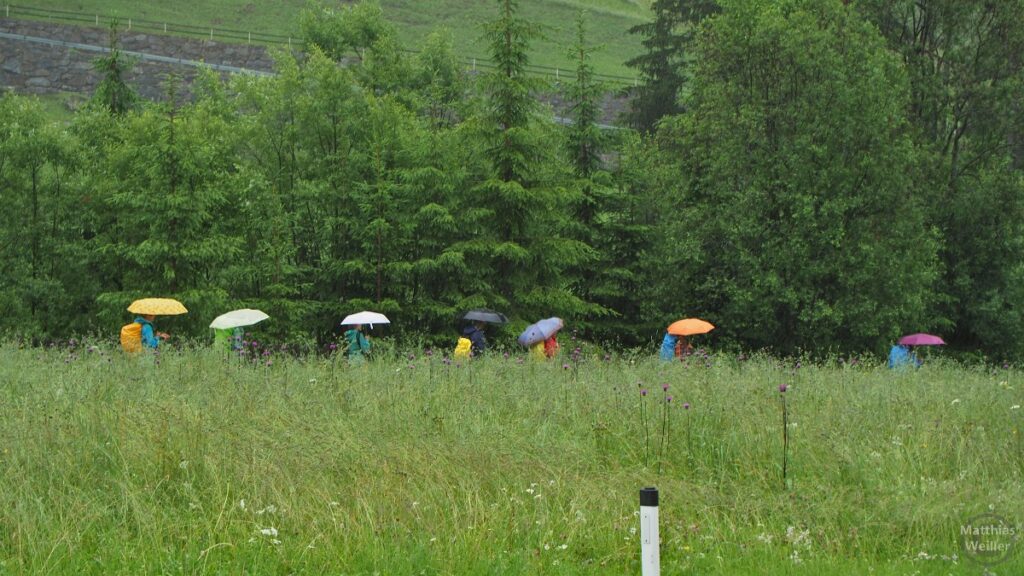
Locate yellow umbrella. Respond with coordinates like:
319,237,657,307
127,298,188,316
667,318,714,336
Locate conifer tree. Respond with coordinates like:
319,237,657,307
460,0,594,318
626,0,717,132
91,21,138,116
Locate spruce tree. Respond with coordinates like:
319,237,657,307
626,0,717,132
460,0,594,318
91,21,138,116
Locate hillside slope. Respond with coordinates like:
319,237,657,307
26,0,650,77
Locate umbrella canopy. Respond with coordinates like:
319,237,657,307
898,333,946,346
209,309,270,330
667,318,715,336
462,309,508,325
127,298,188,316
518,317,564,347
341,311,391,327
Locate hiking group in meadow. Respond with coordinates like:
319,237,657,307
119,298,942,368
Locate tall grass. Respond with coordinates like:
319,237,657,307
0,342,1021,574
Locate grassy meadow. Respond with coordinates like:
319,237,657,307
23,0,648,78
0,341,1021,574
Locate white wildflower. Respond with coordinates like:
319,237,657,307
558,544,568,550
271,539,281,545
259,527,279,537
790,550,802,564
329,501,340,507
525,488,535,495
1012,405,1021,410
239,499,246,510
756,533,772,544
179,460,189,470
544,544,550,551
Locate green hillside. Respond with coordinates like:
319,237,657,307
22,0,649,79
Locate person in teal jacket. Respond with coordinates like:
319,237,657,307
344,324,371,359
659,333,678,361
888,344,921,369
136,315,169,349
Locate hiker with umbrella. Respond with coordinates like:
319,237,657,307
518,317,563,360
660,318,714,361
458,309,507,357
121,298,188,352
889,333,944,369
340,311,390,361
210,309,269,351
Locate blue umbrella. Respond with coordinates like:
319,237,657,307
518,317,564,347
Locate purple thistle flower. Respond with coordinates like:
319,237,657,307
1003,362,1010,369
562,363,570,370
779,383,788,393
425,349,433,357
503,352,510,359
662,383,669,392
603,354,611,362
666,396,673,403
640,388,648,397
683,402,690,410
263,350,271,357
328,343,337,351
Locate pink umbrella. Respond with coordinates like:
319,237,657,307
898,333,946,346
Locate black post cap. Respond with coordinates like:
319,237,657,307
640,487,658,506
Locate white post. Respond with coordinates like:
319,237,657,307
164,23,167,33
248,31,251,44
210,28,214,40
640,487,660,576
95,14,98,25
127,18,131,30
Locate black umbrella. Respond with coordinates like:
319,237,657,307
462,308,509,325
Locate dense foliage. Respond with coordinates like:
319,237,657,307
1,0,1022,358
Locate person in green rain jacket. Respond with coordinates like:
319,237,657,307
344,324,371,360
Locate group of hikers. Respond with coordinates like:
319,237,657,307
120,299,944,366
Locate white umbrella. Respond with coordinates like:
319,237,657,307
209,309,270,330
340,311,390,328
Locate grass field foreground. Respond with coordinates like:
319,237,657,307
23,0,648,78
0,342,1021,574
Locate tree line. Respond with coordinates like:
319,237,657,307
1,0,1022,358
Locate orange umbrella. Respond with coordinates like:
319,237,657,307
667,318,714,336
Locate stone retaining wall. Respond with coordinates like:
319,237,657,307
0,19,277,101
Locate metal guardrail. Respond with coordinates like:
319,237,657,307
2,3,639,87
